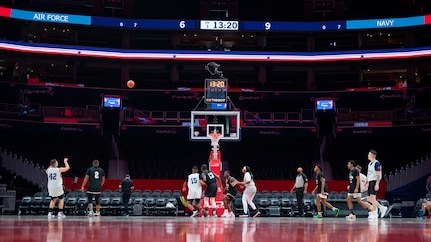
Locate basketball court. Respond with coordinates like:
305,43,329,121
0,215,429,241
1,62,428,242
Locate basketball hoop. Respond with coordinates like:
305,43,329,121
208,131,222,160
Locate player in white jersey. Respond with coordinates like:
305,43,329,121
237,166,260,217
46,157,70,218
182,166,208,217
366,149,388,219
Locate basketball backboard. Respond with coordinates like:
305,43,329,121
190,111,241,141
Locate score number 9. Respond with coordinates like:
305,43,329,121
265,22,271,30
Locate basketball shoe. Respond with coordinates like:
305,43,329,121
190,210,199,217
220,210,230,217
333,208,339,217
379,206,388,218
368,210,378,219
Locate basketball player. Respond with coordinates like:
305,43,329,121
366,149,388,218
237,166,260,218
46,157,70,218
81,159,105,217
182,166,208,217
346,160,375,219
201,164,223,217
312,165,339,218
221,170,240,218
119,174,134,216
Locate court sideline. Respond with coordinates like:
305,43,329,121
0,216,430,242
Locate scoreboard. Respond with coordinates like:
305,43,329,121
1,6,430,32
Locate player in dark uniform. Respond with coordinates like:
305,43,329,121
346,160,375,219
119,174,134,216
201,164,223,217
81,159,105,216
312,165,339,218
221,170,240,217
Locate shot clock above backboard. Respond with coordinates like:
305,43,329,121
204,78,228,104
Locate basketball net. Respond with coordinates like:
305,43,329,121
208,132,222,160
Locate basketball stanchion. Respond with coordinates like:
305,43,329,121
208,130,222,160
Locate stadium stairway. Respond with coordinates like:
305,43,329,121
322,161,333,181
108,159,128,179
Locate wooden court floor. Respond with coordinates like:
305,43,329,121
0,215,430,242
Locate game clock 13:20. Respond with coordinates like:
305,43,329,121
200,20,239,30
204,79,228,104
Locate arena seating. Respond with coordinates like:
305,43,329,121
18,196,33,215
13,188,395,217
0,186,16,214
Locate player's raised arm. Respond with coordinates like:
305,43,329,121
59,157,70,173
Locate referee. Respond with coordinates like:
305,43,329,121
290,167,308,217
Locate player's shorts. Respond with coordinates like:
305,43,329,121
348,193,362,199
226,193,235,199
367,181,378,195
87,193,101,205
317,193,328,199
187,189,202,200
205,183,218,197
187,198,201,204
48,186,64,198
226,187,238,198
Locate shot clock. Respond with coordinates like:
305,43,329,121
204,78,228,104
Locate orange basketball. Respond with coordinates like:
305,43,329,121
127,80,135,88
236,184,245,193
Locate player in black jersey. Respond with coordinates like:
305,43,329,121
81,159,105,216
119,174,134,216
312,165,339,218
201,164,223,217
346,160,375,219
221,170,240,217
